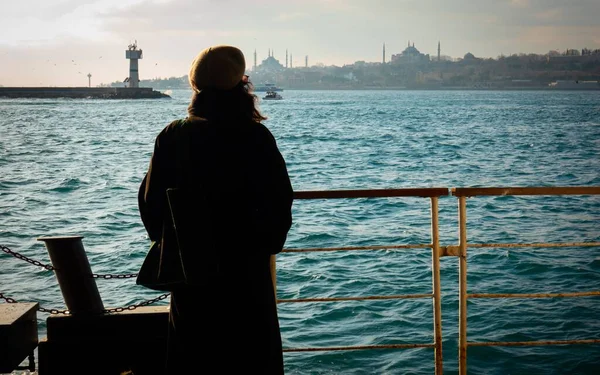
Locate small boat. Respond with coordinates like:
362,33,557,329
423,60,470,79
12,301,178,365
263,91,283,100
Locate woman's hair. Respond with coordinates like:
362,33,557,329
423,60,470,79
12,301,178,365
187,81,266,123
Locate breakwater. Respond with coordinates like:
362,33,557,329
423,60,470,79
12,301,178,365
0,87,170,99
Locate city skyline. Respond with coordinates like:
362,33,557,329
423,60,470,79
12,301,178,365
2,0,599,87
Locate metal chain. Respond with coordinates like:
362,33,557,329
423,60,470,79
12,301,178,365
1,291,170,315
102,293,171,313
1,244,138,278
38,306,70,315
1,244,55,271
92,272,138,279
0,292,17,303
1,245,167,314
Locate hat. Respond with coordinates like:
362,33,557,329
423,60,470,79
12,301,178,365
189,45,246,91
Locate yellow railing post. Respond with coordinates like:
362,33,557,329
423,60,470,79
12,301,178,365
430,197,443,375
270,254,277,301
458,196,468,374
451,186,600,364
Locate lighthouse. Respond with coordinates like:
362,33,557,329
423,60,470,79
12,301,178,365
125,41,143,88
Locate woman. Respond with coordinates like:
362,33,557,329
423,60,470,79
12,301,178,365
138,45,293,374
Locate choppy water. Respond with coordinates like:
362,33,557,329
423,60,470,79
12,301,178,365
1,89,600,374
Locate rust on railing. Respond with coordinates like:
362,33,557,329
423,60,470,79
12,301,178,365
279,187,448,375
452,186,600,197
294,187,449,199
450,186,600,375
278,294,433,303
279,186,599,375
282,243,431,253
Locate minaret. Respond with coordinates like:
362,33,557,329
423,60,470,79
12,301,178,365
437,41,441,62
125,40,142,88
286,49,288,68
254,49,257,72
268,48,270,57
290,53,293,68
305,55,308,68
383,43,386,64
87,73,92,88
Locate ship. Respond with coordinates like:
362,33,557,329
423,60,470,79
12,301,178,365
252,83,284,92
263,91,283,100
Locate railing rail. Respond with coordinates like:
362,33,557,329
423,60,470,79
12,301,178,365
451,186,600,196
3,186,599,374
450,186,600,374
277,187,448,375
294,187,450,199
277,186,600,374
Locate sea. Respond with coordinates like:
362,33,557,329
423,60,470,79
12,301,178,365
1,89,599,374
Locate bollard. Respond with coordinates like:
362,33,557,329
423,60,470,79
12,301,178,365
37,236,105,315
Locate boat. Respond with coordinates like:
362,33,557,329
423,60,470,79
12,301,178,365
263,91,283,100
253,83,284,92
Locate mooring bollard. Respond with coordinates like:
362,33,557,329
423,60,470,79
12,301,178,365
37,236,105,315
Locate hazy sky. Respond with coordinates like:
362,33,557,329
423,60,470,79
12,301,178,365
1,0,599,87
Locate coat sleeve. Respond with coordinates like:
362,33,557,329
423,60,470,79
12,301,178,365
138,125,174,242
253,127,294,254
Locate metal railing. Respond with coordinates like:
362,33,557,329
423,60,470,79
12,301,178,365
274,187,449,375
3,186,599,373
272,186,600,374
451,187,600,374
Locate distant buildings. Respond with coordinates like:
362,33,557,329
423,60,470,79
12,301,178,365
254,41,445,72
255,49,285,73
114,44,600,90
391,42,430,64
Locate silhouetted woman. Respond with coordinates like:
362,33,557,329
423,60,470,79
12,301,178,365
138,45,293,374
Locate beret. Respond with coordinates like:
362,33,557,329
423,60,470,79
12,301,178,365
188,45,246,91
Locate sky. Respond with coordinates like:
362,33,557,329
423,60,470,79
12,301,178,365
1,0,599,87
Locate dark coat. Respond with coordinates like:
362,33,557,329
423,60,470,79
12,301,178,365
138,116,293,374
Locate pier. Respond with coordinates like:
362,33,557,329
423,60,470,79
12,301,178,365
0,87,170,99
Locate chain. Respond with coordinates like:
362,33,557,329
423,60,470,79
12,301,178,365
1,244,55,270
102,293,171,313
38,306,71,315
92,273,138,279
0,292,18,303
1,244,168,314
1,244,138,278
1,291,170,315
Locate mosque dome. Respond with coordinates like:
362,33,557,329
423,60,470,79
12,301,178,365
403,45,421,56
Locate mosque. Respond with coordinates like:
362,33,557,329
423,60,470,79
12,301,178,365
390,41,433,64
252,41,441,73
253,49,287,73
